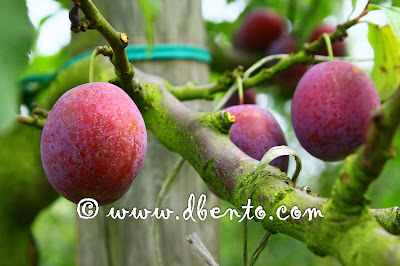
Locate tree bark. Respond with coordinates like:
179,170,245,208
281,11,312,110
74,1,219,265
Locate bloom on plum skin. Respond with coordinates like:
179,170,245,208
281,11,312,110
225,104,288,173
40,82,147,206
291,61,381,161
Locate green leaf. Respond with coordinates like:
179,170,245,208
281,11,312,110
368,24,400,101
393,0,400,7
0,1,34,134
369,4,400,40
136,0,161,49
23,47,68,76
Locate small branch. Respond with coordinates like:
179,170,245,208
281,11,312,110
244,19,358,88
168,19,370,102
372,207,400,235
185,233,219,266
329,86,400,214
78,0,136,95
71,17,96,33
16,115,46,129
31,103,49,118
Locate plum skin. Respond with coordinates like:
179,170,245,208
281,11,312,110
291,61,381,161
40,82,147,205
223,88,257,108
233,8,284,52
225,104,288,172
309,24,345,57
265,36,308,88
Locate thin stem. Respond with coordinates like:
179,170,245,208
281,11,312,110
322,33,334,61
243,220,248,266
89,48,100,83
248,231,273,266
213,55,289,111
153,158,186,266
79,0,136,94
16,115,46,129
236,75,244,105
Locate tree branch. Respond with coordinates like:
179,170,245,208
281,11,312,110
78,0,136,94
132,68,400,265
16,115,45,130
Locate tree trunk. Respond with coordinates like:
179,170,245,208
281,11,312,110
74,1,219,265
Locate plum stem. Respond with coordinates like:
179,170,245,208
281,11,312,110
236,75,244,105
322,33,334,61
89,47,100,83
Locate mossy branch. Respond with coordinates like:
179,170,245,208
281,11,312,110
134,68,400,265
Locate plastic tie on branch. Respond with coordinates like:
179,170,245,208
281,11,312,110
19,44,212,87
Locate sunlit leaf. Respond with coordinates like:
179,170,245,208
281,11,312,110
368,4,400,40
369,24,400,101
0,1,34,134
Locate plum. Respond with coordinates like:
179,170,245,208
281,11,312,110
265,36,308,89
225,104,288,172
291,61,380,161
309,24,345,57
40,82,147,205
233,8,285,52
223,88,257,108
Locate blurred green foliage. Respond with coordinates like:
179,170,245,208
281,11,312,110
0,2,34,134
32,198,76,266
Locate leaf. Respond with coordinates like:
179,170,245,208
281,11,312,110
0,1,34,134
22,47,69,76
136,0,161,50
393,0,400,7
368,4,400,40
368,24,400,101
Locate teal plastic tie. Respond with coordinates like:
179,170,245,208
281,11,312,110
20,44,211,85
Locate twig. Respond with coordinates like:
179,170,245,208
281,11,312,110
186,233,219,266
16,115,46,129
78,0,136,95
